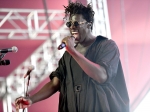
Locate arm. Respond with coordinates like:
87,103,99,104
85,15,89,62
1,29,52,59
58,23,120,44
15,77,60,110
69,49,107,83
30,76,60,104
63,37,107,83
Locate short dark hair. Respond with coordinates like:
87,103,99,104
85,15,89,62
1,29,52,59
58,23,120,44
63,2,95,30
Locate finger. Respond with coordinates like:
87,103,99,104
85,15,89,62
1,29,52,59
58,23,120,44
15,98,24,109
15,104,19,110
15,97,20,103
15,97,23,103
19,103,22,109
19,104,28,109
16,108,19,112
15,103,20,110
22,104,29,108
62,37,68,43
71,35,75,39
15,97,22,107
19,103,26,109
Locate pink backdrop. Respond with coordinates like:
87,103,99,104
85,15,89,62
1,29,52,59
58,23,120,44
0,0,150,112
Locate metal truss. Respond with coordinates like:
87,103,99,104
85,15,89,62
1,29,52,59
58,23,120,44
0,8,68,39
0,0,111,111
2,24,69,112
0,8,69,112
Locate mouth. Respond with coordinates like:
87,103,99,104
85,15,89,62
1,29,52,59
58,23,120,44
71,31,79,38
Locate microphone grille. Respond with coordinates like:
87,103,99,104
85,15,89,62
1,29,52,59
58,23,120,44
12,46,18,53
28,65,35,71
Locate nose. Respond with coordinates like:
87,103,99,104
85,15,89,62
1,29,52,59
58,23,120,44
70,23,76,29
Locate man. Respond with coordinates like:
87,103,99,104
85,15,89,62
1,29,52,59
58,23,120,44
15,2,130,112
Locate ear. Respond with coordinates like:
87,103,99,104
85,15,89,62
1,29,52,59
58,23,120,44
87,23,92,29
87,22,92,30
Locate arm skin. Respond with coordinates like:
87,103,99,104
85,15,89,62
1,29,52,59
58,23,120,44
65,37,107,83
15,77,60,111
68,49,107,83
30,77,60,104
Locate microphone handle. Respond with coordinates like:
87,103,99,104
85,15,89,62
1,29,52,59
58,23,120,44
58,42,66,50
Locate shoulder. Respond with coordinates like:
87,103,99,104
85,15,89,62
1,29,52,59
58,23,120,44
95,35,118,47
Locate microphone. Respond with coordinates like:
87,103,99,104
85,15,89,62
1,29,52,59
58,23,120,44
0,60,10,65
58,42,66,50
57,36,75,50
24,65,35,78
0,46,18,53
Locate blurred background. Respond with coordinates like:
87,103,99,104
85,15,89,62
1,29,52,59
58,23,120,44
0,0,150,112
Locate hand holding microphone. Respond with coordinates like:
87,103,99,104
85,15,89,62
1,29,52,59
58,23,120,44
58,35,75,50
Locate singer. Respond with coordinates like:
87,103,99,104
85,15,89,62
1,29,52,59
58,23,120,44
15,2,129,112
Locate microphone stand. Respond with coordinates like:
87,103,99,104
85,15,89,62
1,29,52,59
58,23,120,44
23,74,31,112
0,53,6,60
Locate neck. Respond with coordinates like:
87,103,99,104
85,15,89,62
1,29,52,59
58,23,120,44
80,33,96,47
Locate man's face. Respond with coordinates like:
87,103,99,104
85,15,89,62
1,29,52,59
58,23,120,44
67,14,89,44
